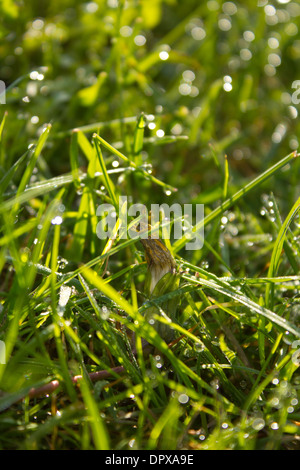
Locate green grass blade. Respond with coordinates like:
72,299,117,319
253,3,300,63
223,154,229,200
70,129,81,189
0,218,37,246
81,265,136,317
77,129,101,177
50,221,77,402
0,110,7,166
67,186,92,262
93,134,118,208
133,112,145,164
16,124,52,196
78,376,110,450
0,151,28,195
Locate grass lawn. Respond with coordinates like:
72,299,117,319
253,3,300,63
0,0,300,450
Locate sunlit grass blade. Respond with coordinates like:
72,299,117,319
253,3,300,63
50,216,77,402
78,375,110,450
0,110,7,166
16,124,52,195
81,265,136,317
0,150,28,195
8,123,52,217
67,186,92,262
146,397,182,450
0,218,37,247
133,112,145,164
77,71,107,107
223,154,229,200
93,134,118,208
70,129,81,189
77,129,101,177
0,111,7,139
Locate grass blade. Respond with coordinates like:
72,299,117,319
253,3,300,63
93,134,118,208
79,376,110,450
0,151,28,195
17,124,52,195
133,112,145,164
70,129,81,189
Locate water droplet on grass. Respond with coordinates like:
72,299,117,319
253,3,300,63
51,215,63,225
101,305,110,320
178,393,189,404
159,51,169,61
195,341,205,352
156,129,165,137
292,349,300,366
252,418,265,431
134,35,146,46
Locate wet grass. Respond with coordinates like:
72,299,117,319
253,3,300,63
0,0,300,450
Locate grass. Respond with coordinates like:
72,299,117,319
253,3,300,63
0,0,300,450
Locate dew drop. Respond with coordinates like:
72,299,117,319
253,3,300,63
51,215,63,225
270,421,279,430
101,305,110,320
156,129,165,138
252,418,265,431
128,438,136,448
134,35,146,46
291,349,300,366
159,51,169,61
195,341,205,352
178,393,189,404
